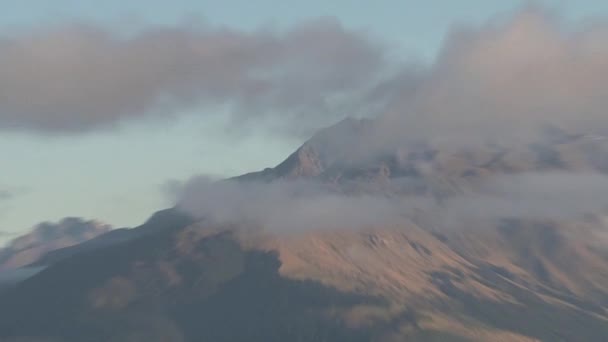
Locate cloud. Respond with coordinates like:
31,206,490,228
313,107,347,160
170,171,608,233
0,186,27,203
367,7,608,146
169,176,422,232
0,19,383,134
5,6,608,142
440,172,608,222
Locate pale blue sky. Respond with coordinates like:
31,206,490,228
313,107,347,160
1,0,607,240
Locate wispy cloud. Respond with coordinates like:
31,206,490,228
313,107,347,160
0,191,12,201
170,171,608,233
440,172,608,222
168,176,419,232
0,186,27,202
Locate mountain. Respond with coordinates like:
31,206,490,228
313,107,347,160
0,217,112,271
33,209,193,268
1,119,608,341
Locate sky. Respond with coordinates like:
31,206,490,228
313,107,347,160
2,0,608,241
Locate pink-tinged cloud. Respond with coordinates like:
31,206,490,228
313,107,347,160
0,19,383,133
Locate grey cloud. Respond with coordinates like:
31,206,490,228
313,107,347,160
0,187,27,202
170,176,421,232
368,7,608,146
441,172,608,222
5,6,608,142
0,19,383,133
171,172,608,233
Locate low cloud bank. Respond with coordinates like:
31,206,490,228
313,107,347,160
441,172,608,222
170,172,608,232
168,176,415,232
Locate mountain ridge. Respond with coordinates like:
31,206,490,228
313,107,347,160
0,217,111,271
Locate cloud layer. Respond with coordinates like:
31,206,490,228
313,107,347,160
372,7,608,145
169,176,414,232
0,19,382,133
170,171,608,233
440,172,608,222
4,7,608,142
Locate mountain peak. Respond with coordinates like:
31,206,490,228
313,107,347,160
236,117,380,182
